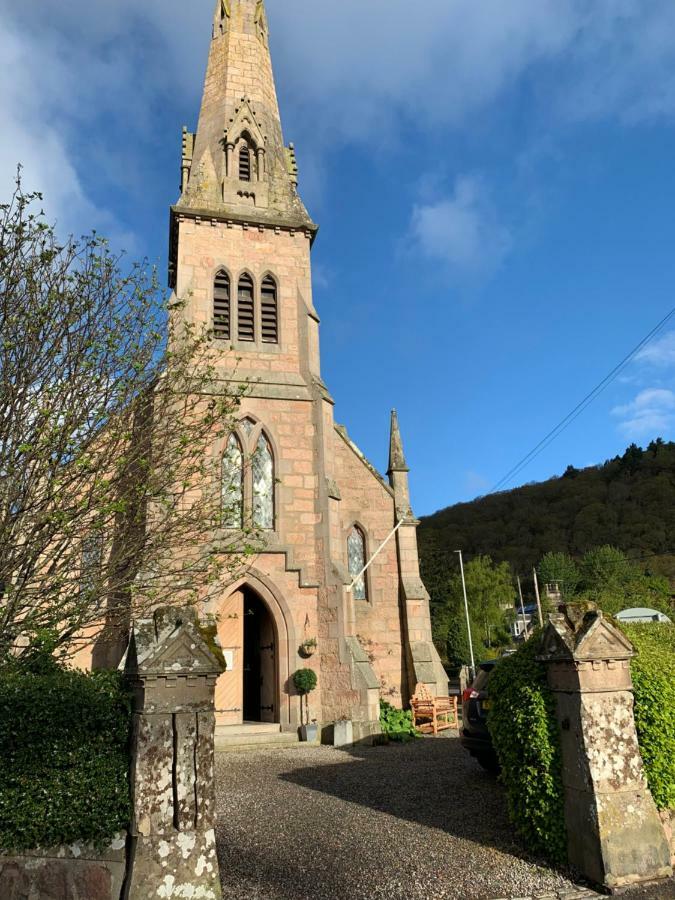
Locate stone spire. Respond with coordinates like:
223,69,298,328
388,409,413,519
388,409,409,476
175,0,314,232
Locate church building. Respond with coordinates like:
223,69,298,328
172,0,447,740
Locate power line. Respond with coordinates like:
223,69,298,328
488,305,675,495
421,545,675,568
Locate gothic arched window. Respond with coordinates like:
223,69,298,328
237,274,255,342
261,275,278,344
252,433,274,530
213,270,231,340
222,434,243,528
348,526,367,601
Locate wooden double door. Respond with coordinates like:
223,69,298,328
215,587,278,725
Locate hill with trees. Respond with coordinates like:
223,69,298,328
419,439,675,666
419,439,675,584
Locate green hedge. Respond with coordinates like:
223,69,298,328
488,621,675,865
620,623,675,811
487,637,567,864
0,663,132,851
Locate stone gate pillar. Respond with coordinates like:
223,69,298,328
539,605,672,892
121,607,226,900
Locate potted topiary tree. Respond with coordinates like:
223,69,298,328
293,668,318,741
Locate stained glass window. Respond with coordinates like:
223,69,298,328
348,526,367,601
241,417,256,438
222,434,243,528
252,433,274,530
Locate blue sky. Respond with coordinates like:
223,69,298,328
2,0,675,515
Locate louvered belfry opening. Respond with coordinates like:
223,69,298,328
261,276,278,344
237,274,255,341
239,143,251,182
213,270,231,340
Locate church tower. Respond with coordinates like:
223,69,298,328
171,0,447,741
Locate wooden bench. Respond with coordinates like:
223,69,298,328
411,683,459,735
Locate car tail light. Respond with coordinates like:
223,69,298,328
462,688,480,702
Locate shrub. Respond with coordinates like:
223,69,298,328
292,668,317,695
379,700,419,742
0,663,132,852
487,637,567,863
620,623,675,811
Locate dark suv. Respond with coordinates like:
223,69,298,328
460,661,500,773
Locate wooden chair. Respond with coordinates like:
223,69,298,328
411,683,459,736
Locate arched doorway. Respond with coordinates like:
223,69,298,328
215,583,284,727
242,588,277,723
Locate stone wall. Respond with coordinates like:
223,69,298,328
0,837,126,900
661,809,675,868
332,427,404,703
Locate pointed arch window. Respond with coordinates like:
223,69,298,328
222,434,243,528
221,424,276,531
348,526,367,601
237,274,255,342
252,433,274,530
213,270,231,340
261,276,278,344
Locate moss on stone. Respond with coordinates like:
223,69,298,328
195,619,227,672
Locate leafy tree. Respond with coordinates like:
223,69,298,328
620,443,644,475
0,177,257,667
537,552,580,600
428,553,514,667
463,555,515,649
577,546,672,617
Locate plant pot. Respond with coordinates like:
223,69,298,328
299,643,317,659
333,720,353,748
300,723,319,743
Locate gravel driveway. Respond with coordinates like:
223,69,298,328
215,735,584,900
215,735,675,900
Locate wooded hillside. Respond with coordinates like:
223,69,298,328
418,439,675,594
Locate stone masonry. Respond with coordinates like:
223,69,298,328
121,607,225,900
159,0,448,738
539,605,672,892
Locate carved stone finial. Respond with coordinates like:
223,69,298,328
538,603,634,664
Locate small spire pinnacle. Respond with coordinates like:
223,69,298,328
388,409,409,475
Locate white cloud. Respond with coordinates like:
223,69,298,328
409,175,512,273
634,330,675,368
4,1,675,243
0,0,201,239
272,0,580,144
612,388,675,438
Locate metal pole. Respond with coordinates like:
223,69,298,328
533,567,544,628
346,520,404,592
517,576,529,639
455,550,476,677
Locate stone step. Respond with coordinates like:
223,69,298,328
215,721,281,737
215,730,307,752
